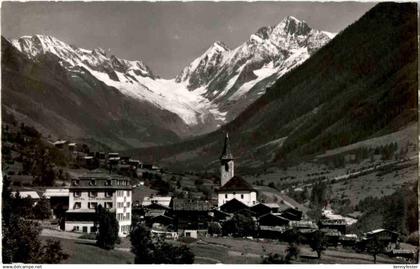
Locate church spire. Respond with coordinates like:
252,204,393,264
220,132,233,160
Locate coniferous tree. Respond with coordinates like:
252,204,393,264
96,205,119,250
309,230,325,259
33,196,51,220
38,239,69,263
130,224,194,264
366,236,386,264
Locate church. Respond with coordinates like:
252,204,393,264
217,133,257,207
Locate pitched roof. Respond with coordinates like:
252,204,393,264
172,199,211,211
12,191,40,199
259,212,290,223
218,176,256,192
142,196,172,207
44,188,69,198
220,133,233,160
219,198,249,213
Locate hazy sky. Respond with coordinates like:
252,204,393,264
2,1,376,78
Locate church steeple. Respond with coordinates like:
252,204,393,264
220,132,233,161
220,132,234,187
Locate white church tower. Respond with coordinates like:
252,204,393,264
220,133,234,186
217,133,257,207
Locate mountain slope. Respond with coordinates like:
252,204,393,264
10,35,225,129
8,16,333,140
2,36,192,149
125,2,418,172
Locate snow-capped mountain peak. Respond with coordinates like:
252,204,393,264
177,15,335,121
210,41,230,52
274,15,312,36
175,41,230,86
12,34,155,79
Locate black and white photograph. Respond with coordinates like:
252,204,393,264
1,0,419,265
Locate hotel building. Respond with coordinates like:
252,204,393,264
65,173,132,237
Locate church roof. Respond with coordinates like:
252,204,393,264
220,133,233,160
218,176,256,192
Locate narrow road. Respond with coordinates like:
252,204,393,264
41,228,93,241
194,256,222,263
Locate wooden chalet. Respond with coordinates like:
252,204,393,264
209,208,232,222
150,215,174,229
251,203,279,217
258,225,288,239
172,199,212,233
321,228,342,247
319,218,347,234
258,212,290,227
365,229,399,243
340,234,358,247
219,198,249,214
280,207,303,221
289,220,318,239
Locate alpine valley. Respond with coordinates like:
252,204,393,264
2,16,333,149
124,2,418,172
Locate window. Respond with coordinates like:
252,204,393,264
186,232,191,237
73,202,81,209
72,180,80,186
73,191,81,198
82,226,88,233
105,191,113,198
127,191,131,197
123,207,126,213
121,225,130,233
241,194,244,199
88,202,98,209
89,179,96,186
89,191,97,198
126,202,130,208
126,213,130,220
105,179,112,186
105,202,113,209
225,194,227,198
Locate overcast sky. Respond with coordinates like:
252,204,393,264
2,1,376,78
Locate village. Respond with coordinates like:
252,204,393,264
2,121,418,264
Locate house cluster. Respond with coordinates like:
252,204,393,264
130,134,407,260
51,139,160,174
132,134,307,239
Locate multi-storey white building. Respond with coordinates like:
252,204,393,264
65,173,132,237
